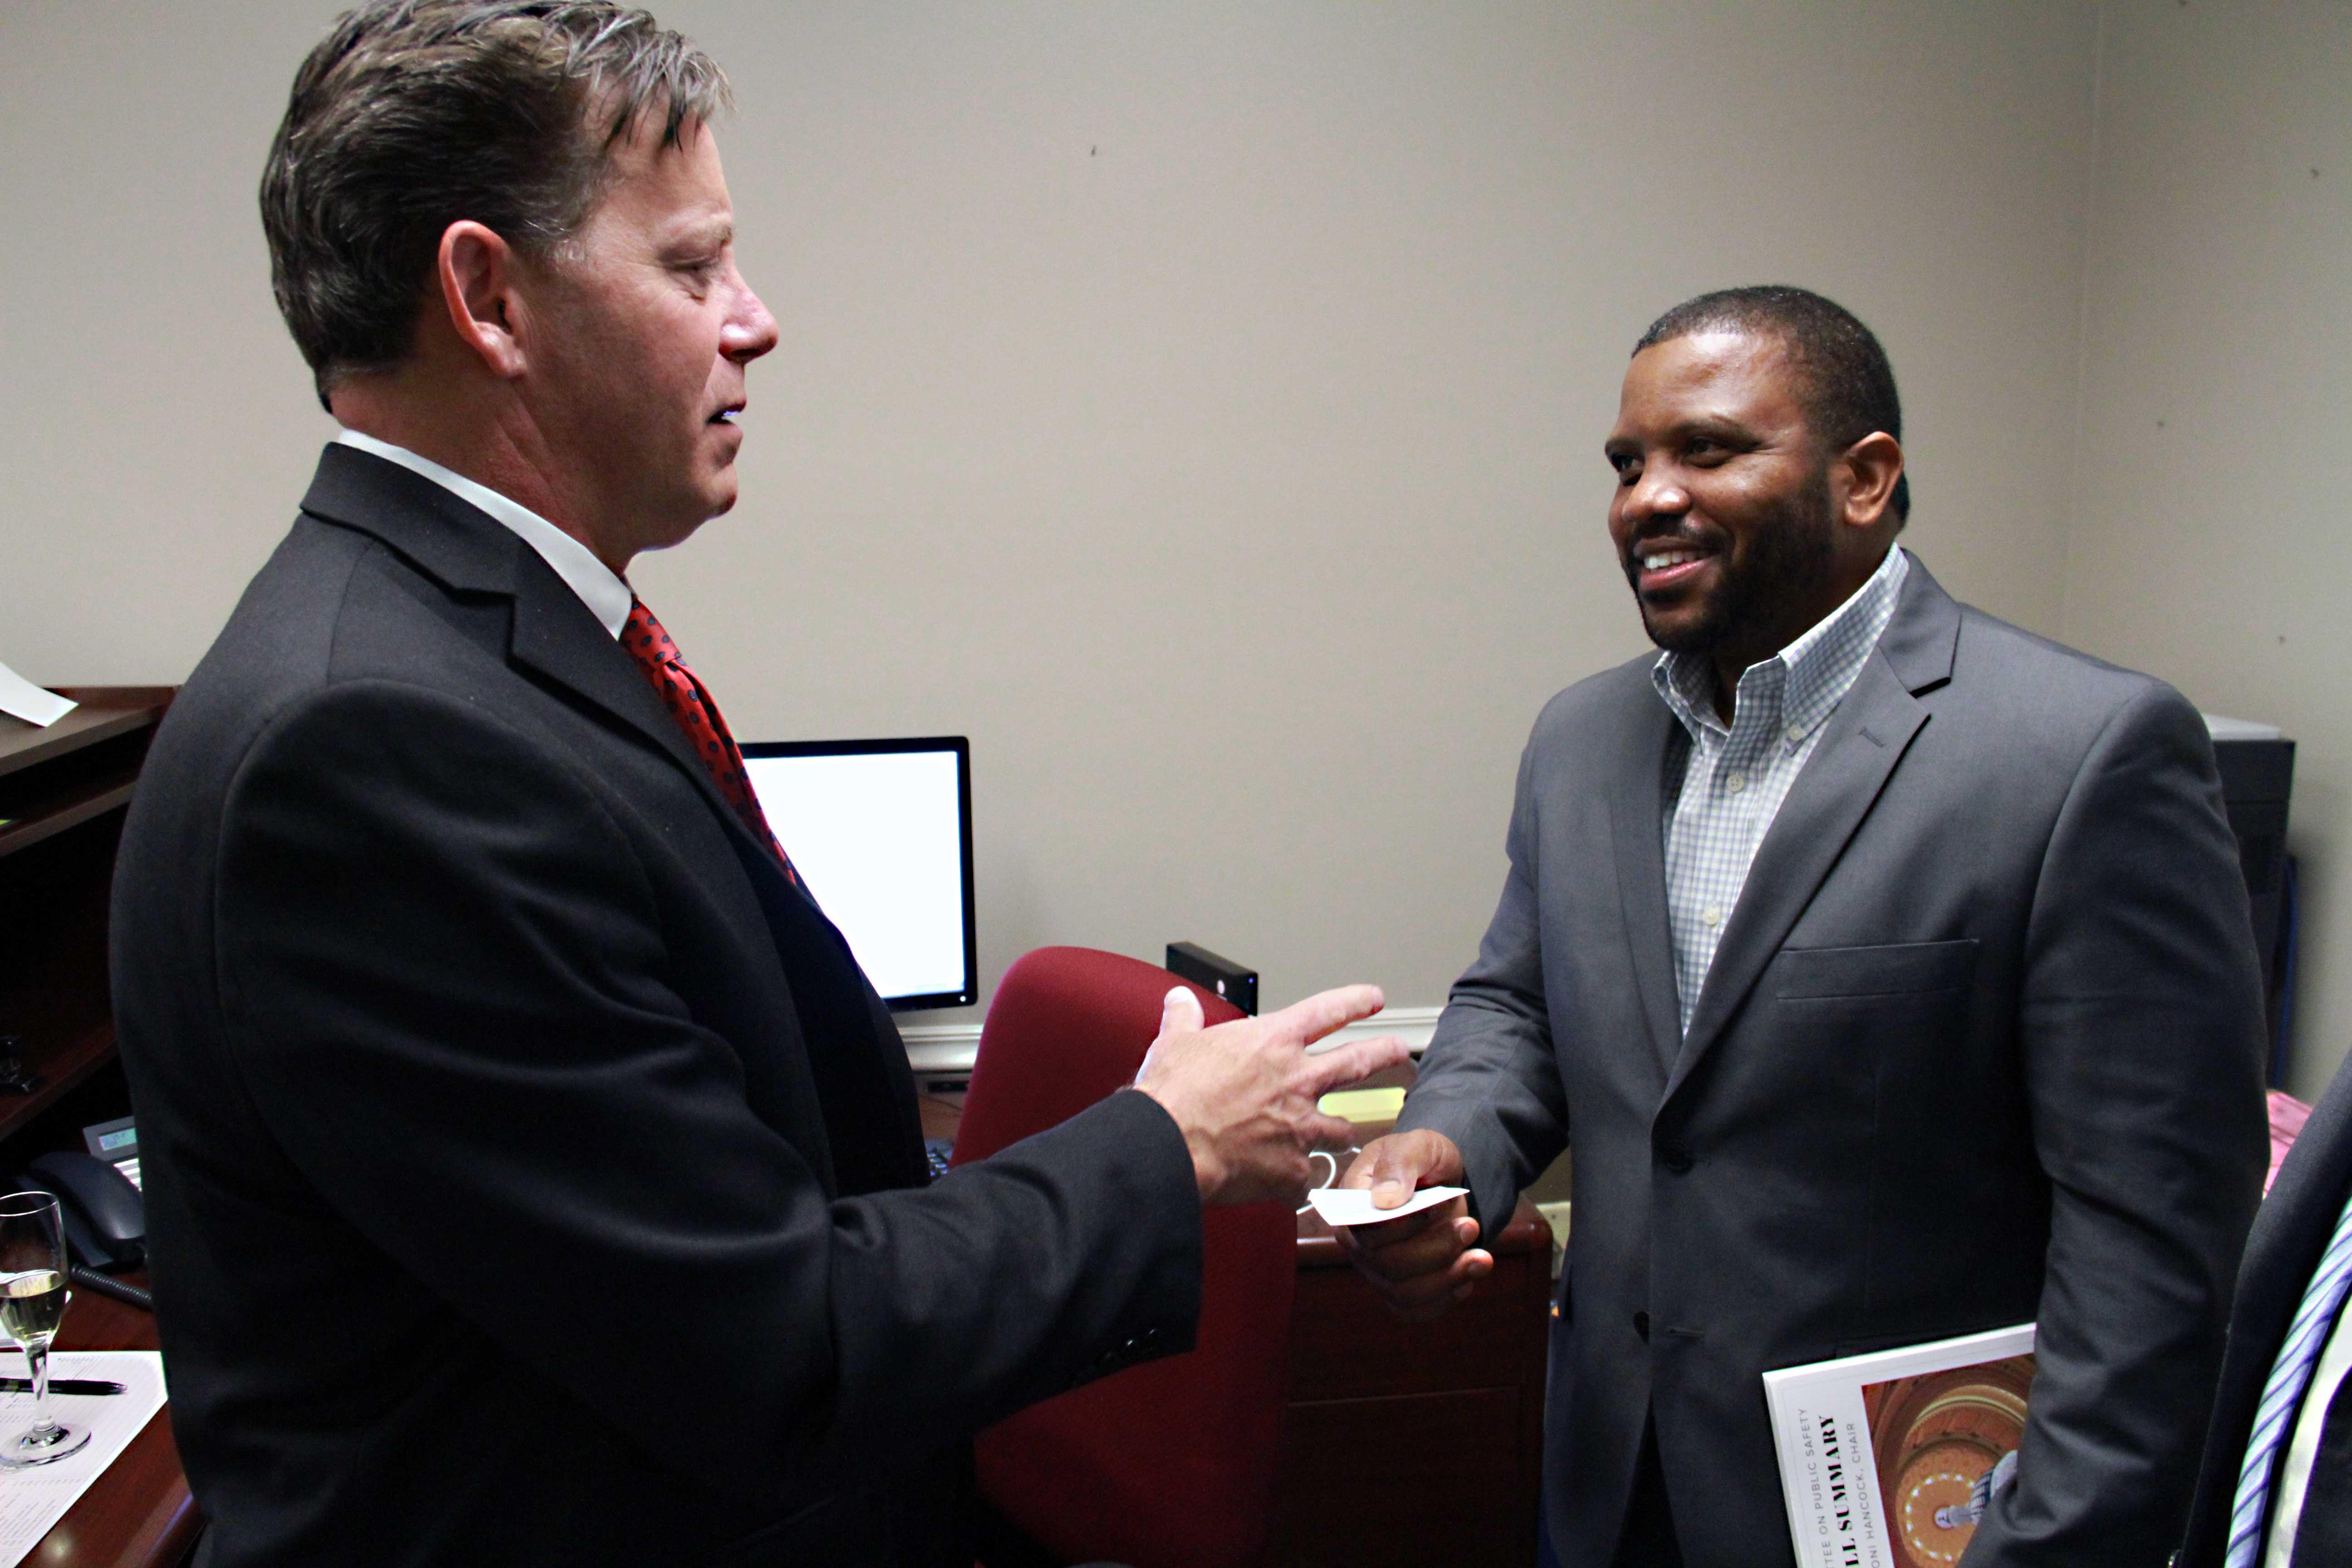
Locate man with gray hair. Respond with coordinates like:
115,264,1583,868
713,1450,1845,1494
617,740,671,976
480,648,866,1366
109,5,1403,1564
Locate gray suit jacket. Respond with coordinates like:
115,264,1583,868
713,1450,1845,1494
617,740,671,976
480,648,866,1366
1399,557,2268,1568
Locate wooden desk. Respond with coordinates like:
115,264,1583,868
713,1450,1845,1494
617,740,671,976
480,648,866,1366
924,1075,1555,1568
26,1278,197,1568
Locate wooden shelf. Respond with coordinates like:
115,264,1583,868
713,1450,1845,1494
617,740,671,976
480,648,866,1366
0,772,138,862
0,698,163,783
0,1018,119,1147
0,689,167,863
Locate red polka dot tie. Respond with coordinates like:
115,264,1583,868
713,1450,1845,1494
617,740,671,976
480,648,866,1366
620,596,797,884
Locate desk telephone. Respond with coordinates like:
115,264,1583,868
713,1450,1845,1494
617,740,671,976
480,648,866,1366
9,1117,152,1310
25,1150,143,1270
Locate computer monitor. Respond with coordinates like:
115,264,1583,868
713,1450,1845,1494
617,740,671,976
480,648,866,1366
738,737,977,1011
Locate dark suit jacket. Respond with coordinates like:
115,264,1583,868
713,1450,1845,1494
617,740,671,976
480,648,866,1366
1397,557,2269,1568
109,445,1203,1567
2179,1063,2352,1566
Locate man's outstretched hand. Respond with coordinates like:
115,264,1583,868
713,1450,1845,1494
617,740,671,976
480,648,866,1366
1332,1130,1493,1321
1134,984,1409,1206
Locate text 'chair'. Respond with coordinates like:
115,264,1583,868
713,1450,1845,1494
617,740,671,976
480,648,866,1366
951,946,1296,1568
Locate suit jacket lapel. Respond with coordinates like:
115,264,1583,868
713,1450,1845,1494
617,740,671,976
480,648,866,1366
1661,559,1960,1102
504,568,742,823
301,443,923,1187
1609,696,1686,1077
303,445,802,891
509,591,921,1183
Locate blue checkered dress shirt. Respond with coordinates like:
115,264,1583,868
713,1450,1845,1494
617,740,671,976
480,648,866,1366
1652,545,1910,1033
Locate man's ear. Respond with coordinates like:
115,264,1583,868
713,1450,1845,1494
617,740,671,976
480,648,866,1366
1836,431,1905,530
436,220,532,380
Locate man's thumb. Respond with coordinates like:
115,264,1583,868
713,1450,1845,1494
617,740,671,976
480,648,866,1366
1370,1140,1429,1208
1157,984,1205,1041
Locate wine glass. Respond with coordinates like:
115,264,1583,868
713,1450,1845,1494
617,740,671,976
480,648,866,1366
0,1191,90,1467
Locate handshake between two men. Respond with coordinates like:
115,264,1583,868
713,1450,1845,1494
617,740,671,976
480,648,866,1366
1135,983,1490,1318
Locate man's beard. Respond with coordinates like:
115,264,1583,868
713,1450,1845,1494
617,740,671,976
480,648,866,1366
1631,466,1837,657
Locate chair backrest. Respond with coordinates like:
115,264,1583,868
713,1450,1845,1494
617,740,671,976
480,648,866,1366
952,946,1295,1568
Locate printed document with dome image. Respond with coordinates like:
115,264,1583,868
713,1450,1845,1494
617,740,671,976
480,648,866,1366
1763,1322,2035,1568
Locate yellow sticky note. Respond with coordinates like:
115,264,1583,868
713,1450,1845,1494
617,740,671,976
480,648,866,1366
1318,1086,1406,1123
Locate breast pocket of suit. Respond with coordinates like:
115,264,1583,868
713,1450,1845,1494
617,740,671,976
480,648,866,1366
1763,938,1980,1088
1750,940,1982,1204
1768,939,1981,1104
1773,938,1980,1003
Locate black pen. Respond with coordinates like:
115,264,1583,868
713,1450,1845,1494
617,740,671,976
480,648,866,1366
0,1376,124,1396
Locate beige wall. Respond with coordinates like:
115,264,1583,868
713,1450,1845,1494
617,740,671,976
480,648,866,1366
4,3,2105,1025
2062,2,2352,1097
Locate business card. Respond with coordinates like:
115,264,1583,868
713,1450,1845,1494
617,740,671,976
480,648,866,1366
1305,1183,1467,1228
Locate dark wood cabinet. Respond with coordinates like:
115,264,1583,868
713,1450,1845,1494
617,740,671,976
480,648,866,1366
1269,1200,1552,1568
0,689,173,1152
0,687,196,1568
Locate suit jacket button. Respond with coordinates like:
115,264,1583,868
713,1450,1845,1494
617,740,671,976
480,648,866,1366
1633,1310,1651,1342
1659,1147,1694,1175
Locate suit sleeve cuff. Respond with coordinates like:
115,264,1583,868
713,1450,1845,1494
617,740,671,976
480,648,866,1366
1038,1087,1205,1381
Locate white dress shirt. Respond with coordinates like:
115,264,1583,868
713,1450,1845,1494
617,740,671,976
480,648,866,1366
1652,545,1911,1031
333,429,632,640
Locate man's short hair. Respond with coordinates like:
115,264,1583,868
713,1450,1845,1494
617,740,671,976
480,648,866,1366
262,0,729,410
1634,285,1910,524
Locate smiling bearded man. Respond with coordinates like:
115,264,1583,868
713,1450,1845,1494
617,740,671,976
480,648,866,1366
1333,285,2269,1568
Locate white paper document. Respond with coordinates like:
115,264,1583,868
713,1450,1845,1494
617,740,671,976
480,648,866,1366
0,1350,169,1568
1305,1184,1467,1228
0,661,74,728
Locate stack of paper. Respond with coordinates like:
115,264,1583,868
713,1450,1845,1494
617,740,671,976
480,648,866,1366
0,660,74,728
0,1350,169,1568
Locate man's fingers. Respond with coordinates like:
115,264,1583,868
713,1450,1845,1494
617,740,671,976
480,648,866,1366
1339,1134,1425,1191
1304,1112,1362,1152
1338,1131,1462,1199
1264,983,1387,1050
1156,984,1205,1042
1331,1137,1488,1323
1343,1216,1457,1276
1378,1245,1493,1313
1439,1248,1497,1307
1300,1034,1410,1096
1330,1207,1454,1264
1340,1202,1459,1257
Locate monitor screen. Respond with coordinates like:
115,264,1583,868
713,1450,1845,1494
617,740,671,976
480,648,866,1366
739,737,976,1011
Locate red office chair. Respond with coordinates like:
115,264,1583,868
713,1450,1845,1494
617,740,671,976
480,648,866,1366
951,946,1296,1568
